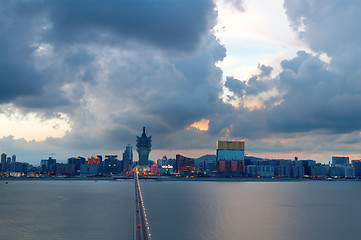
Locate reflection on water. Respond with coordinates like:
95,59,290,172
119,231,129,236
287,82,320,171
140,181,361,240
0,181,133,240
1,180,361,240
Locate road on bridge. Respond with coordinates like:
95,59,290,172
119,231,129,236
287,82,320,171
134,172,151,240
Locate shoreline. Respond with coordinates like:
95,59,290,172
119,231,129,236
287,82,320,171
1,176,360,182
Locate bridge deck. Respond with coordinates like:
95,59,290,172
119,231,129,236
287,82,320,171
134,172,151,240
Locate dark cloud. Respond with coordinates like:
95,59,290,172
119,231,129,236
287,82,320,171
225,76,246,98
0,1,46,103
44,0,216,51
223,0,361,142
1,0,360,164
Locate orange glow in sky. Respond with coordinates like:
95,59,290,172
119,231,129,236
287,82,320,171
189,119,209,131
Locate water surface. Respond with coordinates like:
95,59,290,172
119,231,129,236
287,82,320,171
1,180,361,240
141,180,361,240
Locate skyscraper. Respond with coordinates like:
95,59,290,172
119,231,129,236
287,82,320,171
1,153,7,172
123,144,133,172
10,155,16,172
216,140,245,174
136,127,152,166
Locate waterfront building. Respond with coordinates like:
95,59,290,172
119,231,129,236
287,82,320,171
300,160,316,176
292,166,305,177
122,144,133,172
13,162,23,172
6,157,11,172
176,154,195,173
276,165,292,177
257,165,275,177
56,163,76,175
329,166,343,178
21,162,31,173
10,155,16,171
246,165,257,177
150,163,158,174
88,156,102,165
160,155,168,166
311,165,329,178
103,155,122,174
332,156,349,166
136,127,152,166
216,140,245,174
217,160,244,173
344,166,355,178
195,154,216,172
351,160,361,177
40,157,57,174
200,160,216,172
80,164,101,176
1,153,7,172
216,141,245,161
168,158,176,168
159,165,174,174
68,156,86,174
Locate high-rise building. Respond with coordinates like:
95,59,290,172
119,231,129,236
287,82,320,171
332,156,349,166
68,156,86,173
103,155,122,174
176,154,194,173
216,140,245,174
136,127,152,166
123,144,133,172
40,157,57,174
1,153,6,172
352,160,361,178
216,141,245,161
6,157,11,172
10,155,16,172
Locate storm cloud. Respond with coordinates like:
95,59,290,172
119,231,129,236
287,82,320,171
0,0,360,163
224,0,361,142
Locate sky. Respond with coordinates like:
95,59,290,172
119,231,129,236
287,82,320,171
0,0,360,165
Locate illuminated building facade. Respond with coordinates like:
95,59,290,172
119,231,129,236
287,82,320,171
159,165,174,174
151,163,158,174
88,156,102,165
136,127,152,166
216,140,245,174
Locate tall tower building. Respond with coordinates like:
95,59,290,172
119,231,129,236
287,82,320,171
136,127,152,166
10,155,16,172
123,144,133,172
1,153,7,172
216,140,245,174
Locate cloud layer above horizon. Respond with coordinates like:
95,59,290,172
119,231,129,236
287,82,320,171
0,0,360,163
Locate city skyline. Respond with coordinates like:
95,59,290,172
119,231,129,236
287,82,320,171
0,0,360,164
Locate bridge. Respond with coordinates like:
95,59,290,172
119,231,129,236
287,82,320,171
134,171,151,240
